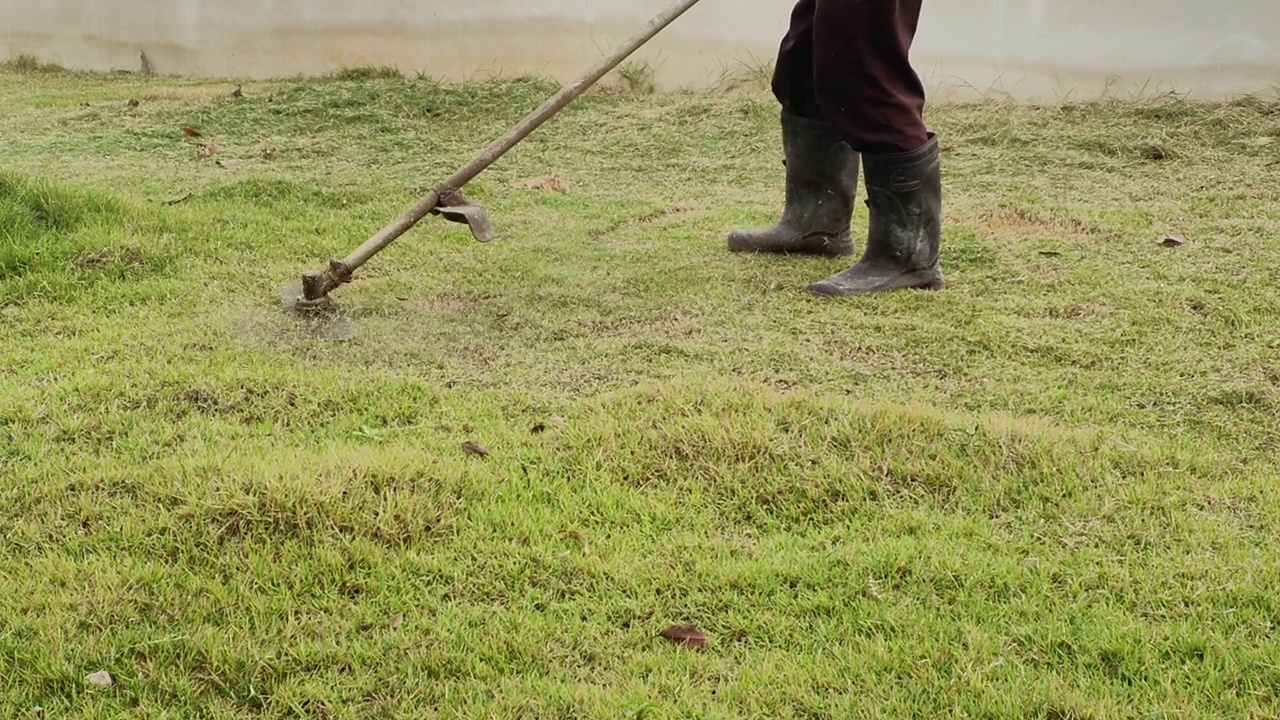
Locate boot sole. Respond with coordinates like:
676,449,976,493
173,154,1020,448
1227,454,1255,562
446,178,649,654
806,269,946,297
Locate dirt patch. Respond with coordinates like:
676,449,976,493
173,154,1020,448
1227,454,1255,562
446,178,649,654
211,300,363,351
1265,366,1280,387
589,206,695,243
958,205,1111,240
400,292,486,317
581,311,703,342
818,340,953,382
1042,301,1115,320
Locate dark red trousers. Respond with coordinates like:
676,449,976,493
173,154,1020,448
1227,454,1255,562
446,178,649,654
772,0,929,154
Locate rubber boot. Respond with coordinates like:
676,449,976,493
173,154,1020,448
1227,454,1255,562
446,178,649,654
807,134,945,297
728,111,858,257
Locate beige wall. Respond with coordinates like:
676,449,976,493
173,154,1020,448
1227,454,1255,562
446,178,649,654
5,0,1280,101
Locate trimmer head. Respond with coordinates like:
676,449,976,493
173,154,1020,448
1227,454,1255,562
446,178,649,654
277,191,493,341
278,280,361,341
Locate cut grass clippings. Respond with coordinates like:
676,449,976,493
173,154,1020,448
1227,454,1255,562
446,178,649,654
2,65,1279,718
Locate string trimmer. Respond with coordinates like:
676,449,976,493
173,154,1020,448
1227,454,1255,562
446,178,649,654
279,0,705,335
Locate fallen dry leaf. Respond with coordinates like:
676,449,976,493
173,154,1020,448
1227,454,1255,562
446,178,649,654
215,159,240,170
563,530,590,555
390,613,404,630
181,126,202,138
660,624,709,650
511,175,570,193
84,670,113,687
197,142,224,157
462,440,489,458
1159,233,1188,247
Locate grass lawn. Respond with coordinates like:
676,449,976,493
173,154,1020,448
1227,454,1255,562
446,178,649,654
2,59,1279,718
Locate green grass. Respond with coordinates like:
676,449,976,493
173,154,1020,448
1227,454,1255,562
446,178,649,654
2,65,1280,718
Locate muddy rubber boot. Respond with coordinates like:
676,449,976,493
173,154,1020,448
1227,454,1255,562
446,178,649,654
807,134,945,297
727,111,858,257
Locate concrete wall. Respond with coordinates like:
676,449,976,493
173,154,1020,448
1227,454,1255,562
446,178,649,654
5,0,1280,101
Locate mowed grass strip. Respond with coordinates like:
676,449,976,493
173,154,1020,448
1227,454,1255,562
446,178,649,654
2,61,1279,718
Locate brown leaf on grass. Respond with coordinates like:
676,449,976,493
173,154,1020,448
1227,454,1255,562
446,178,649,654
1160,233,1188,247
215,159,240,170
660,624,709,650
562,530,590,555
462,440,489,458
181,126,202,138
511,175,570,193
197,142,223,157
390,613,404,630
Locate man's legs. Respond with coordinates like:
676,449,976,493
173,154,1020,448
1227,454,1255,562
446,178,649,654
725,0,860,257
805,0,945,296
811,0,928,154
730,0,945,295
771,0,822,120
803,0,947,294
